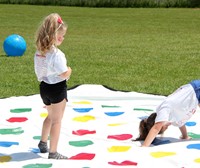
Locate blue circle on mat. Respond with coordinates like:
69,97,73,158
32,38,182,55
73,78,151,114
29,148,40,153
138,116,148,120
0,141,19,147
185,122,196,126
73,108,93,113
187,144,200,150
104,112,124,116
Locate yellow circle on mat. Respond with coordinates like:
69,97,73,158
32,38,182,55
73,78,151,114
73,115,95,122
0,156,12,163
108,123,127,126
150,151,176,158
194,158,200,163
40,112,48,118
108,146,131,152
73,101,92,104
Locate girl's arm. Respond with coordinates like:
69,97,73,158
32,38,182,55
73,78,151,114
179,125,191,140
59,66,72,80
141,122,163,147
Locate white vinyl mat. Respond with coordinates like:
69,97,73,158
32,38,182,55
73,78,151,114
0,84,200,168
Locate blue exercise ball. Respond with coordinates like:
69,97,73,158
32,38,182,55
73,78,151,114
3,34,27,56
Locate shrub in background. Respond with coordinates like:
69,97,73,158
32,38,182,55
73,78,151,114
0,0,199,7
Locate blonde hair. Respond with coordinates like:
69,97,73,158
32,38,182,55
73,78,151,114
35,13,67,55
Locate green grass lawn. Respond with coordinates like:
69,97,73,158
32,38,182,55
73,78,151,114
0,4,200,98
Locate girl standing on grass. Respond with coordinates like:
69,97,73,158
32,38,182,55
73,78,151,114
134,80,200,147
34,13,72,159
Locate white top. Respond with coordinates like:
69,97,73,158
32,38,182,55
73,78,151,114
34,47,68,84
155,84,198,127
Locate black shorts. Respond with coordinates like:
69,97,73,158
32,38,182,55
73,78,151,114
39,80,67,105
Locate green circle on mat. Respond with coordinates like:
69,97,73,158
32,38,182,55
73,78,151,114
10,108,32,113
188,132,200,139
69,140,94,147
22,163,52,168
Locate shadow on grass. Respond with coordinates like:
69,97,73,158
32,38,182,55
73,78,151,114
0,55,23,58
0,54,7,57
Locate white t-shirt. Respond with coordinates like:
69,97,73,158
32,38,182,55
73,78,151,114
155,84,198,127
34,47,68,84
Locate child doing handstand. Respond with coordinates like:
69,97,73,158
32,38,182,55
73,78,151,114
134,80,200,147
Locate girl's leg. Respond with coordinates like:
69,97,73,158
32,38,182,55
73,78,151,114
41,108,52,142
48,99,66,153
38,106,52,153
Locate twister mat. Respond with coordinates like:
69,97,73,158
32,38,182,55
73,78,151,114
1,84,200,168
